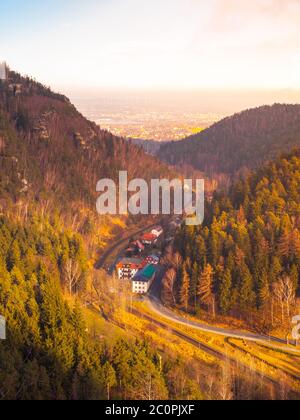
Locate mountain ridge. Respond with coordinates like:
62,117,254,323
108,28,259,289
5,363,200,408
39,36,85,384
0,68,175,213
158,103,300,177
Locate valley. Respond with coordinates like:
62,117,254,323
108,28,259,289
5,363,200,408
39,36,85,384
1,65,300,400
71,91,223,141
2,0,300,403
93,214,300,398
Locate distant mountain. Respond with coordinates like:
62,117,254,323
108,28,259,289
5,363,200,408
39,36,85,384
128,138,169,156
158,104,300,176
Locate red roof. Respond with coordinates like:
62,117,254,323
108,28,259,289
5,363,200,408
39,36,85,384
133,240,145,250
140,259,148,268
116,258,143,270
141,233,157,242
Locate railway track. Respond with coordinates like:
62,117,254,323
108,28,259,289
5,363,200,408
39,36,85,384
95,223,157,270
96,223,300,396
129,307,280,388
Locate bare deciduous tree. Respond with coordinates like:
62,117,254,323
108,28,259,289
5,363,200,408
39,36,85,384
161,250,182,271
64,259,82,295
218,359,234,401
162,268,177,305
273,276,296,324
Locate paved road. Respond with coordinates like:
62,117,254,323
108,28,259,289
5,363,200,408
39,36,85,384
96,223,300,355
94,223,300,393
148,274,300,354
129,307,283,388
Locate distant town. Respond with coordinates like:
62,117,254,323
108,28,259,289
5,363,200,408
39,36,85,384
82,110,222,141
70,92,224,141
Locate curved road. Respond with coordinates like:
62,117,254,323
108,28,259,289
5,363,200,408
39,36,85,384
96,224,300,355
146,295,300,355
148,268,300,354
129,307,284,388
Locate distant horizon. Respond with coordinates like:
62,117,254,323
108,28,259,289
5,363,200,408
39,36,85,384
1,0,300,93
5,61,300,142
5,62,300,140
4,63,300,116
65,86,300,141
65,86,300,120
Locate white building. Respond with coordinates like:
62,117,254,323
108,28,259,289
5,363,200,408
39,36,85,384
132,279,149,294
116,258,142,280
132,264,156,294
151,226,163,238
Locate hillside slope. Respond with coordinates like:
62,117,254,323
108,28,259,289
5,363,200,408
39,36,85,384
0,68,173,212
171,149,300,332
0,70,215,401
158,104,300,176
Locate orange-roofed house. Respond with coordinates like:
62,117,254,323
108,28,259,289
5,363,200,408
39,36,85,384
116,258,143,280
141,233,158,246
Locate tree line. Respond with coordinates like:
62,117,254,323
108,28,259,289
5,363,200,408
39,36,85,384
163,150,300,333
0,214,210,400
158,104,300,177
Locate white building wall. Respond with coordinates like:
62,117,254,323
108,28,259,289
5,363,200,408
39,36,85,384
118,267,139,280
151,229,163,237
132,281,149,294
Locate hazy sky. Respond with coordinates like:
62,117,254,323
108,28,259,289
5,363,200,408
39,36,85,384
1,0,300,91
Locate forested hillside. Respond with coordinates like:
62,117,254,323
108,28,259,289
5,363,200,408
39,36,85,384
0,67,177,260
2,67,299,400
0,214,171,399
0,68,173,213
0,69,183,400
166,150,300,333
158,104,300,177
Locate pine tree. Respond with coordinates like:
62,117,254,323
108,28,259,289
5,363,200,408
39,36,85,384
289,265,299,292
258,269,270,309
239,265,256,311
209,228,220,266
102,362,117,400
179,267,190,312
291,229,300,259
190,262,199,313
278,231,290,257
219,269,233,315
269,256,282,284
6,240,21,271
195,235,207,266
198,264,215,317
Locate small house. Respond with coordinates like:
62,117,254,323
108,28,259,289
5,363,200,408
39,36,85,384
151,226,163,238
125,240,145,257
132,264,157,294
145,255,160,265
141,233,157,246
116,258,143,280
